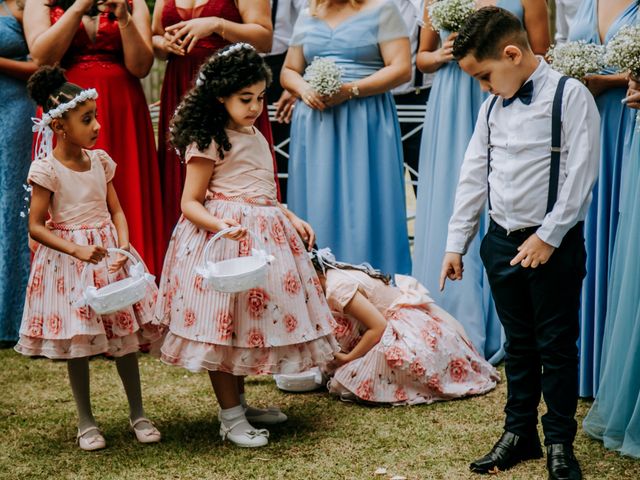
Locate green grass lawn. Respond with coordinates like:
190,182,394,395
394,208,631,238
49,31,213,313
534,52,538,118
1,349,638,480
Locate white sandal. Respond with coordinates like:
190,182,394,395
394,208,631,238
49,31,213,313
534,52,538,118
219,418,269,448
76,426,106,451
244,406,288,425
129,418,161,444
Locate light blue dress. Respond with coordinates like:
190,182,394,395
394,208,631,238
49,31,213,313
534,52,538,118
568,0,639,398
411,0,523,363
0,0,33,344
287,1,411,275
582,118,640,458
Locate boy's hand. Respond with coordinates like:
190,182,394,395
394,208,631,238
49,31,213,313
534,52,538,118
510,233,555,268
439,252,464,291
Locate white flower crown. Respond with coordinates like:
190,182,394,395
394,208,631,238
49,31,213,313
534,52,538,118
195,43,256,87
31,88,99,161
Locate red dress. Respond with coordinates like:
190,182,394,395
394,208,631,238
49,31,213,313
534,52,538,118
50,6,164,275
158,0,279,246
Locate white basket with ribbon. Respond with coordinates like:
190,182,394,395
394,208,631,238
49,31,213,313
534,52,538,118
196,227,274,293
75,248,155,315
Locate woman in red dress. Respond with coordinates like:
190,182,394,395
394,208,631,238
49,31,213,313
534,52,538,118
151,0,275,245
23,0,164,274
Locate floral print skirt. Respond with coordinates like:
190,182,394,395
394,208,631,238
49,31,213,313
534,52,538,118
14,221,162,359
328,306,500,405
156,197,339,375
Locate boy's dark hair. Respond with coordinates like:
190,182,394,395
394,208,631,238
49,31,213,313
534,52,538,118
170,44,272,160
453,6,530,61
27,65,85,113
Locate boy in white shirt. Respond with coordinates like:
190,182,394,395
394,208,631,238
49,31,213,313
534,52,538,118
440,7,599,480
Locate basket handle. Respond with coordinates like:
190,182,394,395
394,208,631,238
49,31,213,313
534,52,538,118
202,227,267,264
78,247,140,291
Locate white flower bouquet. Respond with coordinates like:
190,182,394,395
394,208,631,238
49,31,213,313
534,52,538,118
547,41,605,79
604,24,640,77
428,0,475,32
605,25,640,127
304,57,343,97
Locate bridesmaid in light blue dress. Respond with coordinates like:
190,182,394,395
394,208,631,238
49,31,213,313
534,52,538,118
412,0,549,362
582,78,640,458
0,0,35,346
281,0,412,275
568,0,639,398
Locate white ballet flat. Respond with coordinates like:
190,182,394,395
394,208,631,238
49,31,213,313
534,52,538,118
129,418,161,444
219,418,269,448
244,406,288,425
76,426,106,451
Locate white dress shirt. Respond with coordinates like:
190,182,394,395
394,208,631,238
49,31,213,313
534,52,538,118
391,0,434,93
446,59,600,254
555,0,583,44
268,0,308,56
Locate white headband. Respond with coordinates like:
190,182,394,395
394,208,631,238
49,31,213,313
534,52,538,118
195,43,256,87
31,88,99,161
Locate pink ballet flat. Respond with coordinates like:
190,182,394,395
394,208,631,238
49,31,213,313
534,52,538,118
76,426,106,451
129,418,161,444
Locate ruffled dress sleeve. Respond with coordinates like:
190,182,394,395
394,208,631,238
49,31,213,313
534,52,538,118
185,141,221,164
93,149,117,182
28,158,59,192
378,0,409,43
324,269,376,313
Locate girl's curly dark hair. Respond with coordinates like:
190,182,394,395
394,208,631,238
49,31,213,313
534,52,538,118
170,44,272,160
27,65,85,113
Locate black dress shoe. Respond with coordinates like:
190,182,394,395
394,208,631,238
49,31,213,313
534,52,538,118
547,444,582,480
470,431,543,474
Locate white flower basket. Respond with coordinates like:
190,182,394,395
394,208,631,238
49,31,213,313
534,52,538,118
77,248,154,315
274,368,325,392
196,227,274,293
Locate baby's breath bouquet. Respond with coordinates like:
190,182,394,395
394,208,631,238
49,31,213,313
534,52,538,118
604,24,640,77
304,57,343,97
547,41,605,79
605,25,640,127
428,0,475,32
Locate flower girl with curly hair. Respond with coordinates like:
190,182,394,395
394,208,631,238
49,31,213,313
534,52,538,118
156,43,339,448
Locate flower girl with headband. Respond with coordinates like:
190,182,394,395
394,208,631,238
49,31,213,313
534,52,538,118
156,43,339,448
15,66,162,451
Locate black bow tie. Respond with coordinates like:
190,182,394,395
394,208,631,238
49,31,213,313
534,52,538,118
503,80,534,107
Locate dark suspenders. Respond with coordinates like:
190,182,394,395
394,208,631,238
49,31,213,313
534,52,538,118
485,75,570,215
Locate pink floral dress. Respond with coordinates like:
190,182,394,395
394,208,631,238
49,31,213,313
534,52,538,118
156,128,339,374
14,150,161,359
324,269,500,405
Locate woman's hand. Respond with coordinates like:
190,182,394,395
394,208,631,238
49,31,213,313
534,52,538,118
625,76,640,110
153,32,185,57
213,218,247,240
584,74,607,97
299,85,326,111
323,83,353,108
73,244,108,264
435,32,457,65
165,17,220,53
101,0,130,23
